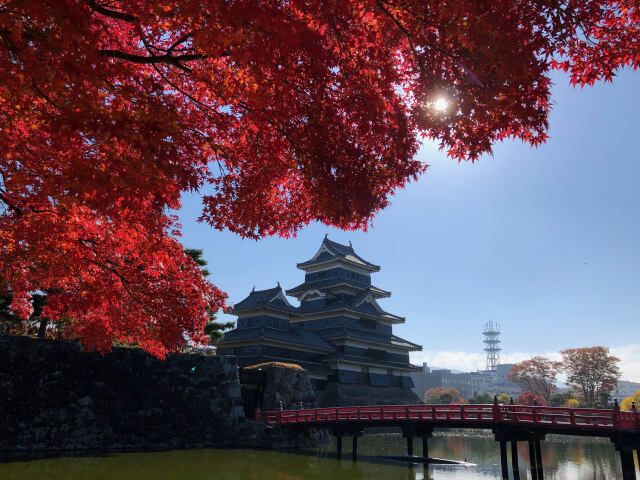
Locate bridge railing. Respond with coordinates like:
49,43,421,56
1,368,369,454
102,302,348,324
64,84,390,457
260,404,640,431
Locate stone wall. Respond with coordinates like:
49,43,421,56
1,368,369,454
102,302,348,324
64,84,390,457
237,363,326,448
318,383,422,407
0,335,245,459
258,365,318,411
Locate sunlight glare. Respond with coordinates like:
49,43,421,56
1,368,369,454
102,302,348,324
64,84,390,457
433,97,449,112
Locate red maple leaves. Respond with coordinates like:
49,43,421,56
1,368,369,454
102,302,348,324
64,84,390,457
1,0,638,355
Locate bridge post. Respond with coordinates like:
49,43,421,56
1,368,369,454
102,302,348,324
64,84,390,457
612,432,638,480
336,435,342,459
422,436,429,459
499,440,509,480
352,435,358,461
528,439,539,480
493,396,502,422
535,439,544,479
511,441,520,480
407,436,414,457
619,450,636,480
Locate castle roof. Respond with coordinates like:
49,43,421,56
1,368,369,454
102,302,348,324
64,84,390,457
298,288,404,323
297,236,380,272
221,325,335,352
322,353,423,371
318,326,421,351
227,285,298,315
286,278,391,299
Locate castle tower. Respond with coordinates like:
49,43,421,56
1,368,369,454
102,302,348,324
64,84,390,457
218,236,422,404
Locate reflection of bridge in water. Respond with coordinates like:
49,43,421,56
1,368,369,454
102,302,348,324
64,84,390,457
257,399,640,480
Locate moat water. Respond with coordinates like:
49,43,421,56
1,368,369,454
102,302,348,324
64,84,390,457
1,431,638,479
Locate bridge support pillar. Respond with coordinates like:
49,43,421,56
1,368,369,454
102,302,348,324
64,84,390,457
528,439,539,480
511,441,520,480
611,431,639,480
402,426,432,459
499,440,508,480
352,435,358,461
495,427,545,480
534,439,544,479
333,428,363,462
422,436,429,459
619,450,636,480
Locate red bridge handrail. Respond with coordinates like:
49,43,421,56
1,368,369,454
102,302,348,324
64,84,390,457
259,403,640,432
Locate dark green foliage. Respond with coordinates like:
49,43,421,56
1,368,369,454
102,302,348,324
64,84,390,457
183,248,234,345
548,393,571,407
468,392,494,404
184,248,210,278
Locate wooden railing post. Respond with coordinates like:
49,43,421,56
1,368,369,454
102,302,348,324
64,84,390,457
633,402,639,429
254,403,262,423
613,399,620,430
493,396,502,423
569,408,575,426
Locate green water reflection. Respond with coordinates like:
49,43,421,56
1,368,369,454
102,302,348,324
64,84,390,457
1,432,636,479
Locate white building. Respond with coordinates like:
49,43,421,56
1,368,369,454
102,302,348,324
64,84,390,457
412,363,522,400
612,380,640,400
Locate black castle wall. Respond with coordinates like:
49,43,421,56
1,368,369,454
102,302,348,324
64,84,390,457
0,335,244,459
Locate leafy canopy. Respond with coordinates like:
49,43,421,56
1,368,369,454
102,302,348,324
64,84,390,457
508,356,561,401
560,347,621,405
620,390,640,411
1,1,639,355
424,386,461,404
517,391,547,406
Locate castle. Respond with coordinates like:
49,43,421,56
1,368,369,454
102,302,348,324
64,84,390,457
218,236,422,405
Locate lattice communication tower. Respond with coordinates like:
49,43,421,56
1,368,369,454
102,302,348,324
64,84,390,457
483,321,501,371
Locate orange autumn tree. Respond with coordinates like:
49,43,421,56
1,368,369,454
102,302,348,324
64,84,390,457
424,387,461,405
507,356,561,402
1,1,639,356
560,347,621,405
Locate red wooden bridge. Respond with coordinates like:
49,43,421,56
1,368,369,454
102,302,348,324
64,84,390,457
257,400,640,480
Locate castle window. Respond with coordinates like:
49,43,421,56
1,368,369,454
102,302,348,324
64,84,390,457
358,318,376,329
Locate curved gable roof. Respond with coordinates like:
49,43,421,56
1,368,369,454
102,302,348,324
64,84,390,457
228,285,298,314
297,236,380,272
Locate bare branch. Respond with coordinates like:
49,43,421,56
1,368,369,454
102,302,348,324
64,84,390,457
99,49,205,72
86,0,139,23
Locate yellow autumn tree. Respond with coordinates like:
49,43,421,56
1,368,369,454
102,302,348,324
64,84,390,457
620,390,640,411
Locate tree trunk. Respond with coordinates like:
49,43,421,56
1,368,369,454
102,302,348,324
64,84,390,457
37,317,48,338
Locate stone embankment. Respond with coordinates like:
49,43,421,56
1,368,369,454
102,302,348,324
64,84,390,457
318,383,422,407
0,335,246,458
0,335,323,459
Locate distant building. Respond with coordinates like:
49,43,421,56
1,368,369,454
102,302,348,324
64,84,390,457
412,362,522,400
486,364,523,398
218,237,422,400
612,380,640,400
411,363,473,399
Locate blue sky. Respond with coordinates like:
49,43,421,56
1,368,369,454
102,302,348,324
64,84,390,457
176,69,640,381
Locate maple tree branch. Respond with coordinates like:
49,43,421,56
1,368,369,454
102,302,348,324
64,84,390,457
31,79,62,111
150,63,227,120
167,33,194,53
374,0,484,87
0,191,23,215
99,49,205,71
86,0,139,23
0,28,20,56
87,256,158,319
